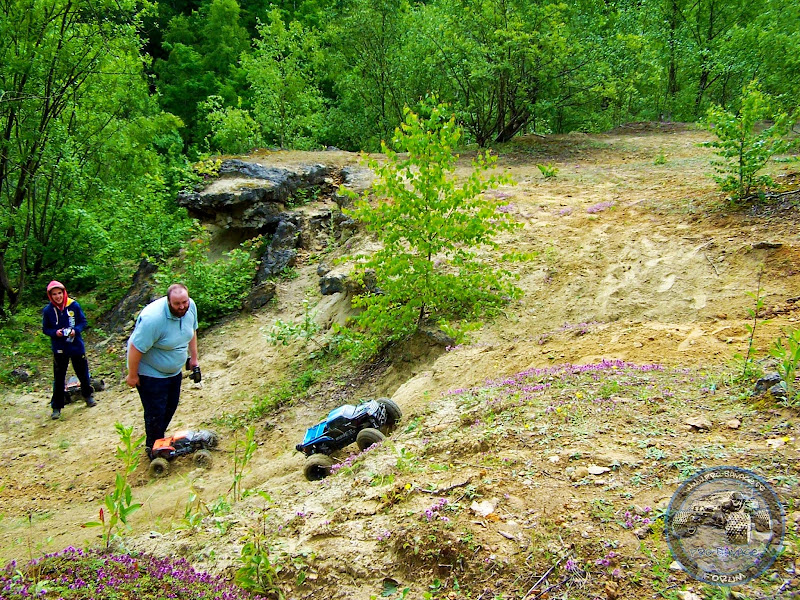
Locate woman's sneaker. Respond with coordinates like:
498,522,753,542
85,396,97,407
51,409,61,419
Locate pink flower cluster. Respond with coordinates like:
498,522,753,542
422,497,449,521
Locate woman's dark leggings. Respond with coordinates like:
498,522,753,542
51,352,92,410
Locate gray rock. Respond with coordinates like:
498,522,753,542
685,415,712,431
256,219,300,282
9,367,31,383
755,372,782,394
320,272,348,295
767,383,788,402
243,281,276,312
100,258,158,332
420,327,457,348
177,162,335,230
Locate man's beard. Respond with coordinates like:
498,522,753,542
169,304,188,317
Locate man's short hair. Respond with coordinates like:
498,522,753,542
167,283,189,300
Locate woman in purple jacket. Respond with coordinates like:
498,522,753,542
42,280,97,419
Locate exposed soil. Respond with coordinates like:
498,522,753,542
1,124,799,599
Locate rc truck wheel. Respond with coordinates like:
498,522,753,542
356,427,385,450
725,511,750,544
148,457,170,478
753,509,771,532
194,449,213,469
376,397,402,431
671,511,697,537
304,454,336,481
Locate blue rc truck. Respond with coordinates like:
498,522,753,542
296,398,402,480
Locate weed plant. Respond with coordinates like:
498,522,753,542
230,426,257,502
235,497,282,599
734,273,768,381
770,327,800,404
83,423,144,548
1,546,268,599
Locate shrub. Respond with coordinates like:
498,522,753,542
704,81,793,201
343,101,521,351
156,229,258,328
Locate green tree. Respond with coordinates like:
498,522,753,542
243,9,324,149
200,95,263,154
410,0,598,143
704,82,793,201
323,0,412,149
0,0,166,315
344,102,521,351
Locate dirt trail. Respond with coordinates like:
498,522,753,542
1,125,798,598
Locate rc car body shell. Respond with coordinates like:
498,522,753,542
296,400,389,457
151,429,219,461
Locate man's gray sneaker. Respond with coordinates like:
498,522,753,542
85,395,97,407
51,409,61,420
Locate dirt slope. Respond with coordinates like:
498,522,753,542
1,124,799,599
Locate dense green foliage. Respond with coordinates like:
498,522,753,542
155,230,259,328
143,0,800,153
0,0,194,316
344,102,521,353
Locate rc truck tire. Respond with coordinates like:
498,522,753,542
148,457,170,478
194,449,213,469
356,427,385,450
304,454,336,481
725,511,750,544
671,511,696,537
376,397,402,430
753,509,771,532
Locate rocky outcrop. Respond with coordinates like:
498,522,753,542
176,160,361,232
100,258,159,333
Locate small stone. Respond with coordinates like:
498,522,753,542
604,581,619,600
725,419,741,429
669,561,684,572
570,466,590,481
633,525,651,538
675,592,703,600
685,416,712,431
588,465,611,475
548,455,561,463
632,341,643,348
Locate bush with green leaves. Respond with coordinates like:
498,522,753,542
156,229,258,328
343,101,521,353
201,95,263,155
770,327,800,404
704,82,794,201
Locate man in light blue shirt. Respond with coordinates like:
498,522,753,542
126,283,199,455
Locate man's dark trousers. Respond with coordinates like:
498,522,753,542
137,373,182,449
